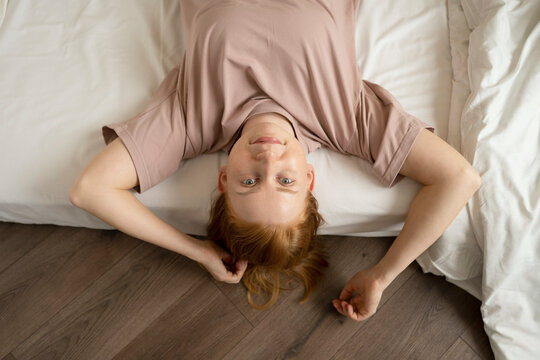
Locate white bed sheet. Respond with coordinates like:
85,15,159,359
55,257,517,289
0,0,452,237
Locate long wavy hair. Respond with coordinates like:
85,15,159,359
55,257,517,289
207,191,328,310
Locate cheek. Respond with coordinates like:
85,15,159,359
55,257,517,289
226,157,246,176
287,151,307,168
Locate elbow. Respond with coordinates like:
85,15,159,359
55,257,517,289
69,175,91,209
472,169,482,192
69,181,84,209
459,164,482,194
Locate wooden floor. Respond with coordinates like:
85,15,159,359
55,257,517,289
0,221,494,360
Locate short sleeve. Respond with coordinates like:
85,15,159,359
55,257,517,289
350,80,435,187
102,65,187,194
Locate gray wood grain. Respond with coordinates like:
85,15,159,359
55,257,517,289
114,278,252,359
330,270,482,359
11,241,206,360
0,222,493,360
461,314,495,360
0,225,137,359
0,222,56,273
441,338,482,360
222,236,416,359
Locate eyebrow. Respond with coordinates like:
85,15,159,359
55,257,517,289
235,187,299,196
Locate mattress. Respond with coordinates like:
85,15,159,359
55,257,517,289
0,0,451,237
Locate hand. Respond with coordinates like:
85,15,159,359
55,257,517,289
332,268,386,321
198,240,248,284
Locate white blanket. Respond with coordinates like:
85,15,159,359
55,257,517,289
417,1,540,358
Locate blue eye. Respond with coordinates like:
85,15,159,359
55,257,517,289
242,177,294,186
280,178,294,184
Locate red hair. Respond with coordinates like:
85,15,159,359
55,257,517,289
207,191,328,309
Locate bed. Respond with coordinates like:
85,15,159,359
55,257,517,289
0,0,538,358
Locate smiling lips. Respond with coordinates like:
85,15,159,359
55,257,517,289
252,137,283,145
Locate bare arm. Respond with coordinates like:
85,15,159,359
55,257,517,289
334,129,482,320
374,129,481,285
69,137,246,283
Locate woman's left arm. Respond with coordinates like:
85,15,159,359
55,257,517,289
333,129,482,321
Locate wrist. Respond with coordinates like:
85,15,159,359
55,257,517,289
370,261,397,289
180,234,209,264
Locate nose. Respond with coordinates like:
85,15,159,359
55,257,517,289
251,144,285,161
255,149,279,162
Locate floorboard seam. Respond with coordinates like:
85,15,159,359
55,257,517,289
326,266,419,360
8,240,144,358
0,225,57,278
219,331,248,360
1,353,18,360
438,337,462,360
460,335,489,360
210,280,256,329
110,275,209,360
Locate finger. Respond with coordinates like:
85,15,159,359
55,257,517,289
220,250,234,264
227,260,247,278
225,264,248,283
351,299,372,321
341,300,349,315
339,283,354,301
236,259,248,273
346,303,361,322
224,269,240,283
345,304,354,320
338,302,349,319
221,273,239,284
332,300,344,315
349,299,363,321
333,300,344,315
346,303,354,319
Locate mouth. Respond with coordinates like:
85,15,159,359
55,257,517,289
251,137,283,145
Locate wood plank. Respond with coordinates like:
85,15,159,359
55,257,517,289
11,241,207,360
461,313,495,360
213,235,400,326
222,236,416,359
0,227,136,359
211,277,294,326
113,278,253,359
0,222,57,273
441,338,482,360
0,223,491,359
330,271,481,359
209,236,344,326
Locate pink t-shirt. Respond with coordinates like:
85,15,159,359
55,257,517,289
102,0,434,193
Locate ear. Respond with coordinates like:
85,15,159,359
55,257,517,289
218,166,227,193
307,164,315,192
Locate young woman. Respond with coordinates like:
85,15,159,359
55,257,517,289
70,0,481,320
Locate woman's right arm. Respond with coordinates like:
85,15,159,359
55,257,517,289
69,138,246,283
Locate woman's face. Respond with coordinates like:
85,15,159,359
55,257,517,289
219,113,314,224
